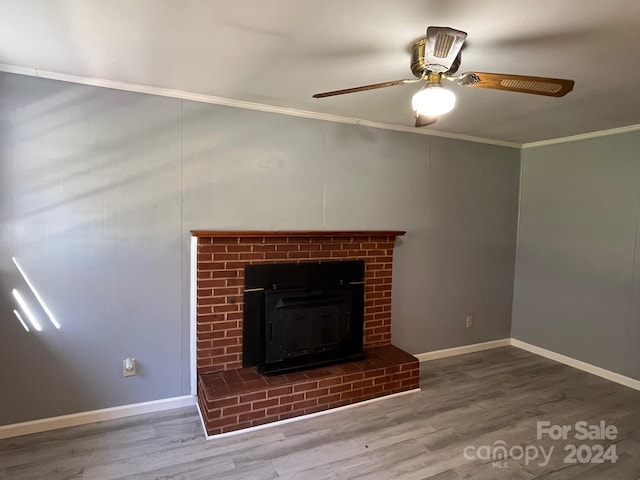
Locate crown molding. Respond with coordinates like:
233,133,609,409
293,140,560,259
0,63,520,149
522,124,640,149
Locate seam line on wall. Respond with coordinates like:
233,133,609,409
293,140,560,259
626,192,640,376
322,126,327,228
180,99,186,393
510,149,525,336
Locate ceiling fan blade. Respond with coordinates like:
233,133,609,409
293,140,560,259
312,79,416,98
460,72,574,97
424,27,467,73
415,114,438,128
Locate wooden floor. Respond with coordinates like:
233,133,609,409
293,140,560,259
2,347,640,479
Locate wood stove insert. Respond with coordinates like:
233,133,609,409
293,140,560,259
243,260,365,375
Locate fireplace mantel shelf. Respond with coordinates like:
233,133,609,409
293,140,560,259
191,230,406,238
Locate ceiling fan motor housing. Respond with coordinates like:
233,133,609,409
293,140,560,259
411,38,461,78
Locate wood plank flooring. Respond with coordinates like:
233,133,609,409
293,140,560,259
2,347,639,479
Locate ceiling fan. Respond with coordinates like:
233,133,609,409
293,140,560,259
312,27,575,127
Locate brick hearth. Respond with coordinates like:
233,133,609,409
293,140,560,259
192,230,419,436
198,345,419,435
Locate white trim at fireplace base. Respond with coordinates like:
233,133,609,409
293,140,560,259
0,395,196,440
199,388,421,440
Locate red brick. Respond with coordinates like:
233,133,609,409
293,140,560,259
293,381,319,393
212,269,239,278
226,244,252,252
329,383,352,394
364,368,386,379
225,261,248,269
209,396,238,409
279,393,304,404
343,373,364,383
215,354,241,364
363,385,385,396
299,243,321,251
341,389,364,400
199,279,227,288
213,287,240,296
213,338,240,347
212,320,238,331
199,261,226,271
239,391,267,404
239,252,265,261
239,410,267,423
212,253,239,261
198,296,226,306
316,393,341,405
211,237,240,244
288,251,311,259
401,379,419,388
214,304,239,313
305,388,329,399
267,386,293,398
253,244,276,252
222,422,250,433
199,312,225,322
264,252,288,260
318,377,343,388
251,415,280,427
226,345,242,354
199,245,227,253
253,398,279,410
292,399,317,411
352,379,374,389
222,403,253,416
266,404,293,416
197,253,213,262
278,411,301,421
276,244,299,252
304,405,329,415
206,416,238,429
394,371,413,381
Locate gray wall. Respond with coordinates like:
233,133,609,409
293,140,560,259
512,131,640,381
0,72,520,425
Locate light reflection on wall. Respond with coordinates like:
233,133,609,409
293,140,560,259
12,256,61,330
11,289,42,332
13,309,30,332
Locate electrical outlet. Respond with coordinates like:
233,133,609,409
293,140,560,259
466,316,473,328
123,357,137,377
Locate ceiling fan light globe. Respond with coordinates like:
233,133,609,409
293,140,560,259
411,86,456,116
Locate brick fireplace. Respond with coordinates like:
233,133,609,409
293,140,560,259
192,230,420,436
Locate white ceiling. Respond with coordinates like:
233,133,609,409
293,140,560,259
1,0,640,145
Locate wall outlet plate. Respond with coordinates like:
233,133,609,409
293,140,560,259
123,357,137,377
466,316,473,328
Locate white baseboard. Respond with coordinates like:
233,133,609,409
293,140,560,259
5,339,639,441
511,339,640,392
201,388,421,440
0,395,196,440
415,338,640,393
414,339,511,362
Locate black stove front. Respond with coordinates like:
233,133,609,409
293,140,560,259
243,261,365,375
